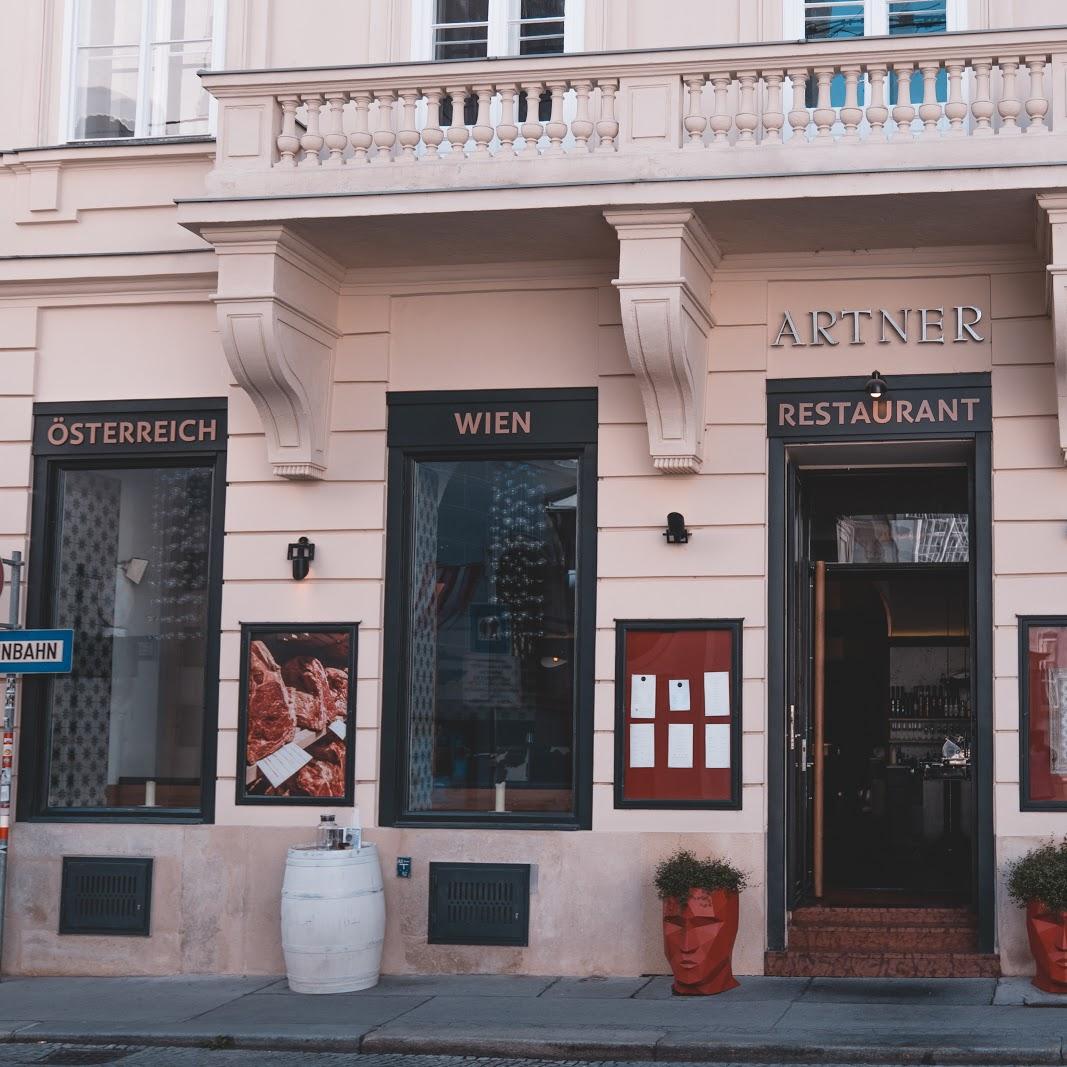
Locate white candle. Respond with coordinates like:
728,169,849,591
144,780,156,807
494,780,506,813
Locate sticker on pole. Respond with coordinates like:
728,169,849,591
0,630,73,674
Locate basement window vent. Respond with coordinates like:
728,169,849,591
428,862,530,946
59,857,153,936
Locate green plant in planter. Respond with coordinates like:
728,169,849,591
1007,838,1067,912
654,848,747,904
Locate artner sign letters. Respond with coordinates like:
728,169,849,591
771,305,985,347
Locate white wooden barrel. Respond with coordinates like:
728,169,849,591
281,843,385,994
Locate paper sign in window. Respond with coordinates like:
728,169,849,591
704,671,730,717
667,723,694,768
257,742,312,788
629,723,655,768
668,679,691,712
705,723,730,769
630,674,656,718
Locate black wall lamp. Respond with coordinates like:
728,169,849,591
664,512,691,545
287,537,315,580
865,370,888,400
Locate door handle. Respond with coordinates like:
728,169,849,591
789,704,797,751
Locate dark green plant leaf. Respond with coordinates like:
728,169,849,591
653,848,747,904
1007,838,1067,913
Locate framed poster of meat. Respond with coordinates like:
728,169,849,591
236,623,357,805
614,619,742,810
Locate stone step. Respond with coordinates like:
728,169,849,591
789,923,978,953
790,906,975,928
765,950,1001,978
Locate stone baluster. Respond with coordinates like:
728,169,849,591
298,95,324,166
970,59,995,136
892,63,916,142
596,79,620,151
763,70,785,146
347,90,373,163
787,69,810,144
496,84,519,157
520,82,545,156
323,92,347,167
683,74,708,148
471,84,494,158
446,85,469,161
371,89,396,162
812,67,835,143
735,70,759,146
544,81,568,156
918,62,943,138
1025,55,1050,134
998,58,1022,135
276,95,301,167
571,80,595,153
840,65,863,142
421,88,445,159
866,65,889,141
708,72,732,148
944,60,967,136
397,90,420,163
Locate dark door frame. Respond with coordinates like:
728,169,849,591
767,381,994,954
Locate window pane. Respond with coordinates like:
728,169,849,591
889,0,947,34
519,31,565,56
1026,624,1067,805
835,514,969,564
805,2,865,40
73,46,139,138
46,466,213,810
521,0,565,17
78,0,142,47
147,40,212,136
151,0,214,42
435,0,489,23
406,458,579,816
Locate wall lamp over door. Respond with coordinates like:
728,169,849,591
865,371,888,400
664,512,691,545
287,536,315,580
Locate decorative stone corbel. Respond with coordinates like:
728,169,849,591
203,225,342,479
605,208,720,474
1038,195,1067,463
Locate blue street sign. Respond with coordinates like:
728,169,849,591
0,630,73,674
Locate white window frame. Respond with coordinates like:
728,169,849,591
59,0,226,144
410,0,584,63
784,0,964,40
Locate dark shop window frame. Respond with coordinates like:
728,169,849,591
379,388,597,831
18,399,227,825
1018,615,1067,813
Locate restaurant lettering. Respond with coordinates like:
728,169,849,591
772,306,985,347
776,396,982,429
453,410,532,435
45,416,218,448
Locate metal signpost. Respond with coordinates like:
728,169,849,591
0,552,73,977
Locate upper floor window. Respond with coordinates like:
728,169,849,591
66,0,221,141
412,0,581,62
796,0,954,40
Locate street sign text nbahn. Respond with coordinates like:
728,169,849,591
0,630,73,674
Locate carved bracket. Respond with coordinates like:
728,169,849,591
1037,196,1067,463
204,226,342,479
605,209,720,474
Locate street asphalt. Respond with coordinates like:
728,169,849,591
0,974,1062,1064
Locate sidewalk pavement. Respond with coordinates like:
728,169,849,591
0,973,1063,1064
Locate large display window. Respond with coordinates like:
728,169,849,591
20,400,226,822
1020,617,1067,810
380,389,596,829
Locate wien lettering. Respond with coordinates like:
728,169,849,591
453,410,533,436
777,397,982,428
0,641,60,663
771,306,985,347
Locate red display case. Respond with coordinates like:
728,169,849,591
614,620,742,809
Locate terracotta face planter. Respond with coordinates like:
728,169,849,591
1027,901,1067,994
662,887,740,996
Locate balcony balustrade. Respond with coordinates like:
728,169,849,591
199,28,1067,199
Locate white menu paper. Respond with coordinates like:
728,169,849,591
705,723,730,769
704,671,730,717
667,723,694,768
629,723,655,768
668,679,691,712
630,674,656,718
257,741,312,788
328,720,347,740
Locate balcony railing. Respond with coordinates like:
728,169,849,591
200,27,1067,198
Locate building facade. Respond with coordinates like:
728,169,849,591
3,0,1067,979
